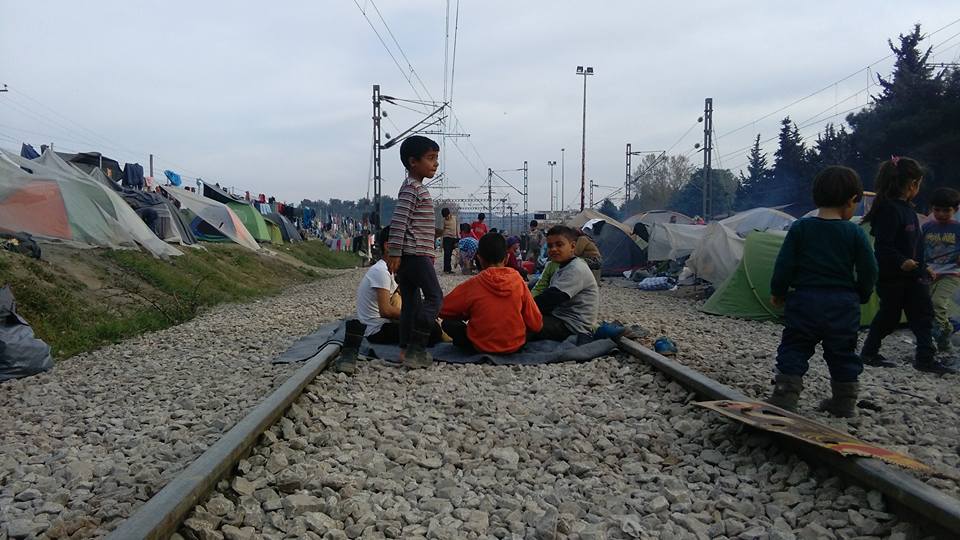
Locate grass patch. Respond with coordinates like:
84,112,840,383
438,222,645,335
274,241,361,269
0,242,346,359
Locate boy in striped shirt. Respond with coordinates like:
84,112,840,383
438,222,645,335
386,135,442,368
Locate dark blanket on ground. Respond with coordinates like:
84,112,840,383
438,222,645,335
274,321,617,366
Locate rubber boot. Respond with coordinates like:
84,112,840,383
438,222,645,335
403,326,433,369
333,319,366,375
818,381,859,418
766,374,804,412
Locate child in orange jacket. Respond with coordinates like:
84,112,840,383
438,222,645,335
440,233,543,354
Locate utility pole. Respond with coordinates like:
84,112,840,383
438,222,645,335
576,66,594,212
589,179,594,208
487,168,493,219
625,143,632,201
522,160,528,223
561,148,565,212
547,161,557,211
701,97,714,221
149,154,154,178
372,85,383,227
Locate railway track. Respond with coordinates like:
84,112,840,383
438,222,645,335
105,336,960,539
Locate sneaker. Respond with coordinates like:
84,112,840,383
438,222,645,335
594,321,626,340
914,358,959,375
654,337,678,356
860,353,897,368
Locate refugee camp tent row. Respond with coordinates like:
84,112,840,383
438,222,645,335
622,210,694,229
201,181,274,244
265,212,302,243
646,208,796,264
0,150,182,258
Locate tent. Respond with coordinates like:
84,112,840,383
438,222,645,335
623,210,694,228
0,150,181,258
565,209,634,236
719,208,795,236
265,212,302,243
647,223,707,261
264,219,284,244
160,186,260,251
584,220,647,276
57,151,124,183
201,182,273,243
702,231,883,326
685,222,750,285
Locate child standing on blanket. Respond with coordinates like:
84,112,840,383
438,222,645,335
859,157,957,375
922,187,960,354
385,136,442,369
440,233,543,353
767,166,877,417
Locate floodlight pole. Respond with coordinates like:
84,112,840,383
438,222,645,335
373,84,383,228
576,66,594,212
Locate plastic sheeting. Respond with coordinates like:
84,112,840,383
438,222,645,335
685,222,746,285
647,223,706,261
623,210,695,228
164,170,182,186
1,285,54,382
160,185,260,251
0,150,182,258
719,208,795,236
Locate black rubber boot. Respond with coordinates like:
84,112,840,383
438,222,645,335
333,319,366,375
403,326,433,369
818,381,859,418
859,352,897,368
766,374,804,412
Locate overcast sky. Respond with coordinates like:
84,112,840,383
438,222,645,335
2,1,959,212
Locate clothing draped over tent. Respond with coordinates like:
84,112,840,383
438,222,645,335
122,163,145,189
164,170,182,186
0,150,182,258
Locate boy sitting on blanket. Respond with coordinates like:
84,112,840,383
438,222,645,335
440,233,543,354
528,225,600,342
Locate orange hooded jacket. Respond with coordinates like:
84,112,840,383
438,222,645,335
439,266,543,354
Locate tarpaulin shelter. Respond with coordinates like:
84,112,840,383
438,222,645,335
701,231,887,327
1,285,53,382
647,223,707,261
583,220,647,276
57,151,123,183
160,185,260,251
685,221,748,285
720,207,795,236
565,209,634,235
623,210,694,228
89,168,196,245
201,181,273,243
265,212,302,243
0,150,182,258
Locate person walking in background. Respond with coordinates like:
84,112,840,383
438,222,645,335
922,187,960,355
441,207,458,274
526,220,544,262
766,167,877,417
385,135,442,369
859,156,957,375
457,223,479,275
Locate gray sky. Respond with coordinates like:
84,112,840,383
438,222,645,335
2,1,959,212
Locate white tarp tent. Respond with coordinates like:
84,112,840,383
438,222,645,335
160,186,260,251
647,223,706,261
623,210,695,228
0,150,182,258
719,208,795,236
685,222,746,285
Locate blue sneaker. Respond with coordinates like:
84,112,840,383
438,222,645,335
654,337,678,356
594,321,626,340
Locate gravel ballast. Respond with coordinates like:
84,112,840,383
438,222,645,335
0,270,359,538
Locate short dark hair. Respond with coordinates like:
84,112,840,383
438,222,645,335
812,166,863,207
529,220,538,228
459,223,470,233
477,213,485,221
477,232,506,265
931,188,960,209
441,207,450,217
546,225,578,243
399,135,439,169
376,226,391,254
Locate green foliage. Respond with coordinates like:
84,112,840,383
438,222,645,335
598,199,621,221
274,241,361,269
670,168,739,218
0,242,347,360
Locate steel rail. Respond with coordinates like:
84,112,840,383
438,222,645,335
105,342,341,540
618,337,960,538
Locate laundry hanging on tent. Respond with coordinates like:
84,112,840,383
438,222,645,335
164,170,182,186
122,163,145,189
20,143,40,160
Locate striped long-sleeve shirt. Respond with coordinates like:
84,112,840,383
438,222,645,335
387,176,435,257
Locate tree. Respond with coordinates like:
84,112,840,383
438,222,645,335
735,134,771,210
599,199,620,221
624,154,694,214
670,168,739,218
770,117,810,208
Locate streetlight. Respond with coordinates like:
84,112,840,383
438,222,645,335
575,66,594,212
547,160,557,211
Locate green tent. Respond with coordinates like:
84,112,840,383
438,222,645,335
701,231,882,327
226,201,272,243
264,218,284,244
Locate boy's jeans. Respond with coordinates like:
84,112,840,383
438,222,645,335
395,255,443,348
930,275,960,341
776,287,862,382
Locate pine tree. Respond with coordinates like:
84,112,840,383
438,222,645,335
599,199,620,221
736,134,770,209
771,117,808,208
